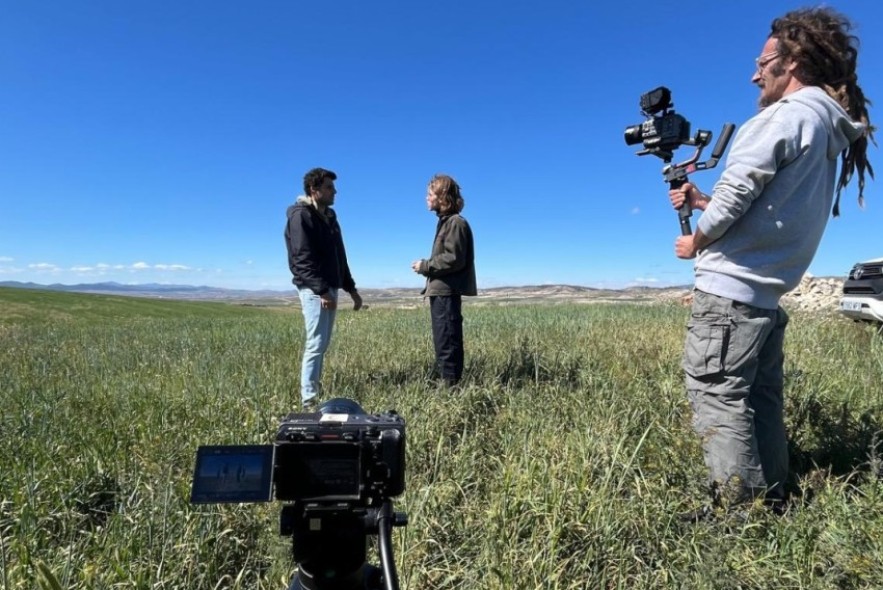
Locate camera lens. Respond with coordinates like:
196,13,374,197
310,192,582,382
317,398,366,415
624,125,643,145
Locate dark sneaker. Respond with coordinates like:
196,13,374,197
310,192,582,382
764,497,788,517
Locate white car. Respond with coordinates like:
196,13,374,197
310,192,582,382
840,257,883,323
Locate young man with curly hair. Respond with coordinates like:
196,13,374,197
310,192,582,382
411,174,477,387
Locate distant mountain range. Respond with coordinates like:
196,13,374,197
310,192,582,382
0,281,290,301
0,277,847,312
0,280,693,305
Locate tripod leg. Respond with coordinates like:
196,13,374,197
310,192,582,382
377,502,400,590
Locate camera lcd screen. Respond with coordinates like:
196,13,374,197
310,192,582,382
274,442,361,501
191,445,274,504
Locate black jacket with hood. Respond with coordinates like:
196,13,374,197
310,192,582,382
284,196,355,295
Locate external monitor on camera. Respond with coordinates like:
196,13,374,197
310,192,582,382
190,444,275,504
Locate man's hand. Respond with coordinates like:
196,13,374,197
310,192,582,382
674,235,699,259
669,182,710,212
675,227,717,260
320,292,337,310
675,226,713,259
410,260,424,274
350,290,363,311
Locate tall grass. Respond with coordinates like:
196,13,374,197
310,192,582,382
2,288,883,589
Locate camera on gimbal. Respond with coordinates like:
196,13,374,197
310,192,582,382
624,86,735,235
623,87,695,160
191,398,407,590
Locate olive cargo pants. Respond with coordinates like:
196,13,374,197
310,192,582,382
683,290,789,505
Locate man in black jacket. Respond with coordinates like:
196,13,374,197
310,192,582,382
285,168,362,408
411,174,477,386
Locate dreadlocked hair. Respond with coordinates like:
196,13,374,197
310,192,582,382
771,7,875,216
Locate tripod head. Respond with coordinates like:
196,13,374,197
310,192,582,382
284,499,408,590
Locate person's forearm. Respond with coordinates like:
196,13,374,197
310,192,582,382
696,192,711,211
693,227,713,251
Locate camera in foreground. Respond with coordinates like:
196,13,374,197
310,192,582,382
191,398,407,590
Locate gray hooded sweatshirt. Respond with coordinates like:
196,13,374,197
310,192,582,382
695,86,866,309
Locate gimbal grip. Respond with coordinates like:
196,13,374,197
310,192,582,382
679,210,692,236
670,177,693,236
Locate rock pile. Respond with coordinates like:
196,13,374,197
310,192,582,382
675,274,844,314
781,273,844,313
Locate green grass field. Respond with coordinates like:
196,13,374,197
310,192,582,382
2,287,883,589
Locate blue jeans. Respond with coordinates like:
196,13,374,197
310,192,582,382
298,287,338,403
683,290,789,506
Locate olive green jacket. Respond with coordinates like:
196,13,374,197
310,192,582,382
417,213,477,296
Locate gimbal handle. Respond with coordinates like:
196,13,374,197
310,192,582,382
672,177,693,236
665,123,736,236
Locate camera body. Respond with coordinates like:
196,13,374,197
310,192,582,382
624,112,690,153
274,409,406,505
191,399,408,590
624,86,694,160
191,401,406,506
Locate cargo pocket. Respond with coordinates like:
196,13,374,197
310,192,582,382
683,319,730,378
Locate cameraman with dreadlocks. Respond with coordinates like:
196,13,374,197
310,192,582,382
669,7,874,518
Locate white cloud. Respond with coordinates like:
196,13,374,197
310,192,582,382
631,207,641,215
0,265,22,275
6,259,232,286
125,262,190,272
633,277,660,283
155,264,191,271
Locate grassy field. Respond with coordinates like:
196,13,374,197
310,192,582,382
2,286,883,589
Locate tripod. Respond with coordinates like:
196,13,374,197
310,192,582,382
283,500,407,590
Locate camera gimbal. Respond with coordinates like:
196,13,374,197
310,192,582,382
624,86,736,235
663,125,735,235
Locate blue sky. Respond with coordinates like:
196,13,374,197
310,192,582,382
2,0,880,291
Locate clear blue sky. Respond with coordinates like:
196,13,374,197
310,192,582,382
2,0,880,290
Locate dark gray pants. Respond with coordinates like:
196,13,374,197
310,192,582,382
683,290,789,505
430,295,464,384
